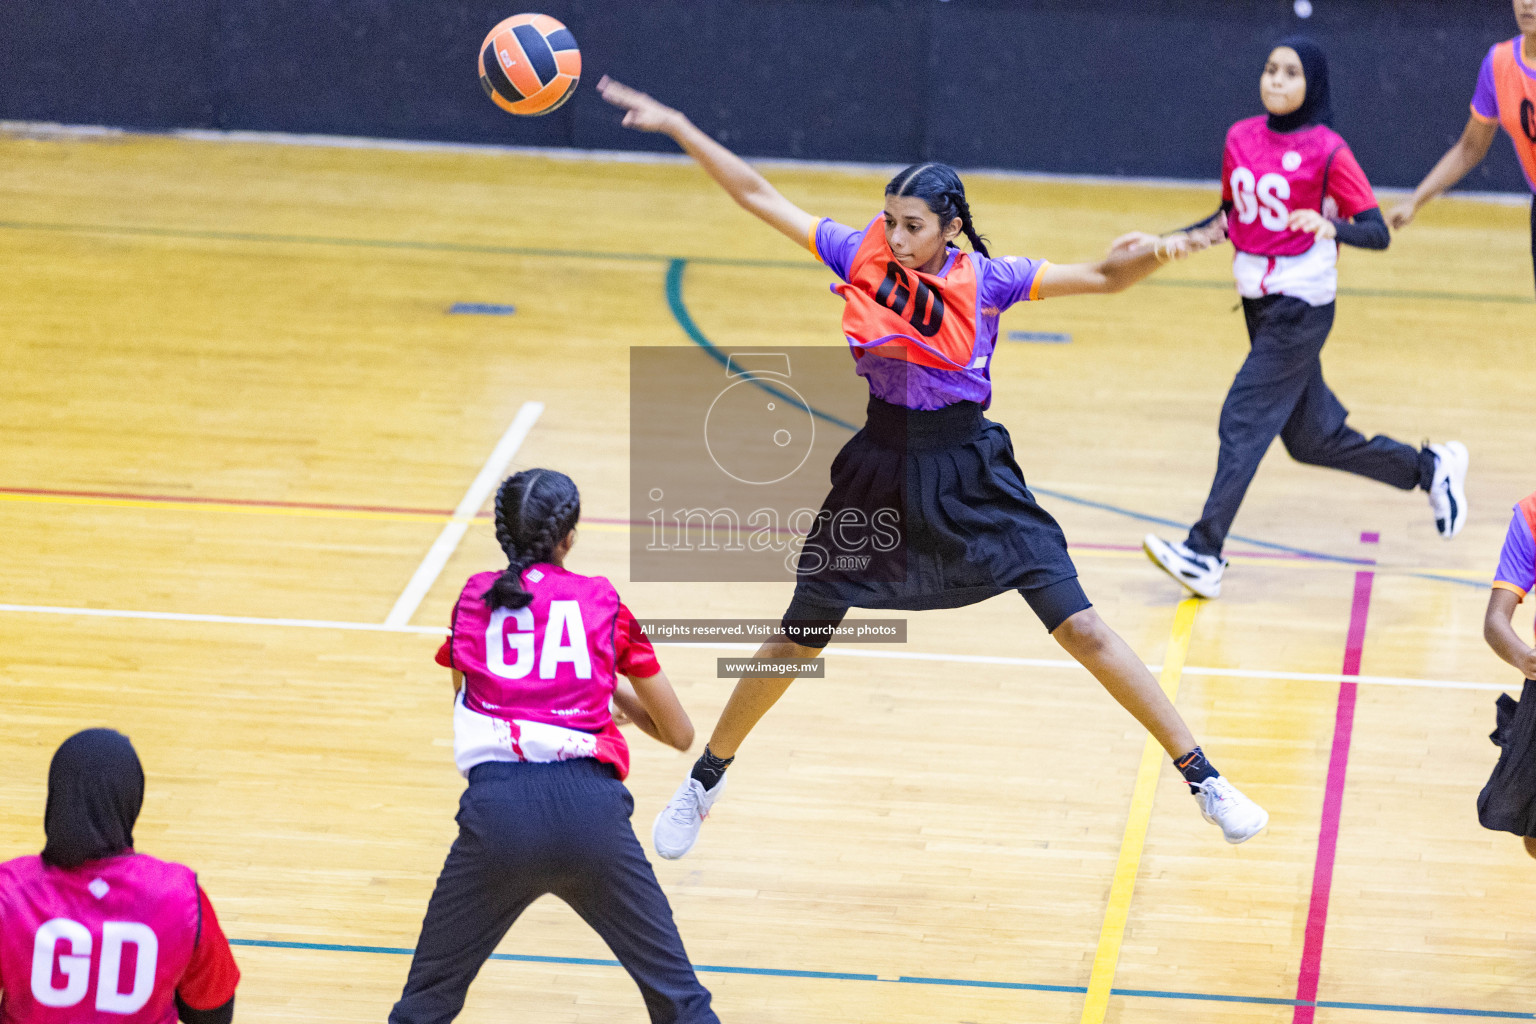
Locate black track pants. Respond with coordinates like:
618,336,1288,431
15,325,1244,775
390,760,719,1024
1186,295,1432,557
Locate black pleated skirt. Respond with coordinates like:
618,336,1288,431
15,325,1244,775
791,396,1080,612
1478,679,1536,837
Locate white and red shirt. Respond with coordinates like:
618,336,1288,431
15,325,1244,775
1221,116,1378,306
0,853,239,1024
436,565,661,780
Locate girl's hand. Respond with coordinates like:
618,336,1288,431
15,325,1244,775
598,76,683,135
1287,208,1338,240
1386,202,1417,230
1108,231,1161,255
1107,231,1194,262
1186,211,1228,251
1108,214,1225,264
609,701,633,726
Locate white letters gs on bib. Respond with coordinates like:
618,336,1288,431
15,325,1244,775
1230,168,1293,232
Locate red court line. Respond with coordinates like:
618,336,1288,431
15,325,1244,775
1292,535,1377,1024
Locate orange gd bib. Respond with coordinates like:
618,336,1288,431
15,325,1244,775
836,219,980,373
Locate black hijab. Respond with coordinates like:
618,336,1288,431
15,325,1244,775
1267,35,1333,132
41,729,144,869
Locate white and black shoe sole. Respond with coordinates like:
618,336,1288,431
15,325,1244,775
1432,441,1469,539
1142,535,1222,600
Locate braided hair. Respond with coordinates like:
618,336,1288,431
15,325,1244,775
885,162,991,258
482,468,582,610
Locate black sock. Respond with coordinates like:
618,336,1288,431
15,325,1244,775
690,746,733,790
1418,445,1438,491
1175,746,1219,793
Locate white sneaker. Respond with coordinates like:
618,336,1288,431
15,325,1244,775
1427,441,1469,539
1143,534,1227,599
1191,776,1268,844
652,775,727,860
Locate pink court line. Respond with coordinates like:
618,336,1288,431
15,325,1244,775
1292,533,1377,1024
0,486,1335,561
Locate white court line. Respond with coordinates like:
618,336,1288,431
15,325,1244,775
0,602,1508,692
383,402,544,628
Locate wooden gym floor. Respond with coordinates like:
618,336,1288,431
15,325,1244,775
1,127,1533,1024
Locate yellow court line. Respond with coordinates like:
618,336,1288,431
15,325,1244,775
1078,596,1201,1024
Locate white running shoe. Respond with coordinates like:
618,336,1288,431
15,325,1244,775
1143,534,1227,599
1191,776,1269,844
1427,441,1469,539
652,774,727,860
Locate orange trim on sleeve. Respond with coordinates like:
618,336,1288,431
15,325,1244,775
807,218,822,262
1493,580,1528,601
1470,102,1499,124
1028,261,1051,301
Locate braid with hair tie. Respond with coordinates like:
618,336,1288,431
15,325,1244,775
523,494,580,568
485,474,535,609
483,473,582,610
948,190,990,258
884,164,993,260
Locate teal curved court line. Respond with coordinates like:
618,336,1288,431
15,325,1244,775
662,258,860,433
227,938,1535,1018
663,257,1483,589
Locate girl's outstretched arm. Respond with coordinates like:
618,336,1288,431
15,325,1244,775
1035,214,1227,298
598,76,817,248
1387,114,1498,229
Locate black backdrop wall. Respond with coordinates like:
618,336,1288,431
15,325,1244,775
0,0,1525,192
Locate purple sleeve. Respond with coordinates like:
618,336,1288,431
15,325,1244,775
1494,507,1536,596
1472,47,1499,121
814,219,864,282
977,254,1049,311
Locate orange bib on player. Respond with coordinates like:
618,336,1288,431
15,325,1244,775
836,220,979,373
1490,39,1536,189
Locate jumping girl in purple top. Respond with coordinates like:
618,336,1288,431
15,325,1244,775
597,76,1269,860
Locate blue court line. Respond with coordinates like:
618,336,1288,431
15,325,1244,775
447,301,515,315
662,258,1483,590
1007,330,1073,343
227,939,1534,1018
0,218,1529,304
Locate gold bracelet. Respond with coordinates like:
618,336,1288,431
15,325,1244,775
1153,239,1171,264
